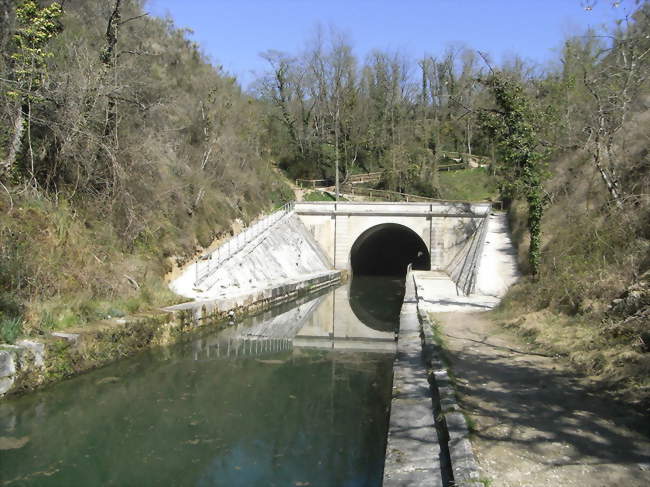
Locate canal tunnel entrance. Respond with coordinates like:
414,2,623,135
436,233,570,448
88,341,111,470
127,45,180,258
349,224,430,332
350,223,430,277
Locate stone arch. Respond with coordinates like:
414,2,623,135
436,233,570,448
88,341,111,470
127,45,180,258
349,223,430,277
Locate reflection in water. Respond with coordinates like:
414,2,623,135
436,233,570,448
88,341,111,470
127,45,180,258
348,276,406,332
0,284,395,487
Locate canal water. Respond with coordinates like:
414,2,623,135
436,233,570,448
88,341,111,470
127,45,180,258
0,277,405,486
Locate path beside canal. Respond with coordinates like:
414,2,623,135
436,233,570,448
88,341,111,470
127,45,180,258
432,312,650,487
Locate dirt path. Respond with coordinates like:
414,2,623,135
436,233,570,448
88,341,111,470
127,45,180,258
433,312,650,487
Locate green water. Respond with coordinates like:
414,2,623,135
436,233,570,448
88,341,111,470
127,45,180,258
0,281,400,486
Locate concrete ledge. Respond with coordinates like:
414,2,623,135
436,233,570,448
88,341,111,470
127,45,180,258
1,272,343,400
417,306,482,487
164,270,342,323
383,276,444,487
295,201,492,218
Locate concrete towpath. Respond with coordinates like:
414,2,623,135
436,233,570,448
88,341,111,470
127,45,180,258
432,312,650,487
384,276,445,486
414,212,520,313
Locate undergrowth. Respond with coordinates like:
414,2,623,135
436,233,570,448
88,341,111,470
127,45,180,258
0,185,283,344
304,190,337,201
496,144,650,411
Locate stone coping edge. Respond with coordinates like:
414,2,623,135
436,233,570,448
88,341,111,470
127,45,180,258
414,277,483,487
164,271,342,319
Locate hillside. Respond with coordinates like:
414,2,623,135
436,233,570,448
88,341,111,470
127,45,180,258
498,106,650,411
0,1,292,342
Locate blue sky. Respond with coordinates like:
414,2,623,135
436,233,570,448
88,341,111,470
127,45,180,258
146,0,628,88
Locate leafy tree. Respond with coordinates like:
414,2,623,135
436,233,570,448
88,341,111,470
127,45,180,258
1,0,62,180
479,73,548,276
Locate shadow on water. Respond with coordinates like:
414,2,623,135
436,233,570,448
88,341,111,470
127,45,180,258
347,221,431,332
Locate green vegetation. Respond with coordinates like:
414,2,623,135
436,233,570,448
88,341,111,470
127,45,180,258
1,0,649,413
479,73,548,275
0,315,22,344
304,190,336,201
303,190,348,202
437,167,498,201
0,1,289,343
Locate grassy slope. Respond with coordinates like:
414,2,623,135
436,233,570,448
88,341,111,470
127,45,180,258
0,181,292,342
493,113,650,411
437,167,499,201
0,3,296,343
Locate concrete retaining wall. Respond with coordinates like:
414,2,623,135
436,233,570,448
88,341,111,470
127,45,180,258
295,202,490,271
165,271,342,323
446,216,489,295
171,213,332,300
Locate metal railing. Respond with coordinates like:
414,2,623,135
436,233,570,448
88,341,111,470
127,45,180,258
295,178,333,188
295,172,384,189
439,151,491,165
347,172,383,184
437,162,467,171
339,184,439,202
193,201,295,288
339,184,503,209
192,337,293,362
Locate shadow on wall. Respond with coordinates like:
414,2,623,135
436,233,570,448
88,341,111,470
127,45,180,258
350,223,430,277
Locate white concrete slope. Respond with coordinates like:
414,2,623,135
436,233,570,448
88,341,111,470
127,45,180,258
415,213,520,312
170,213,332,301
475,213,520,298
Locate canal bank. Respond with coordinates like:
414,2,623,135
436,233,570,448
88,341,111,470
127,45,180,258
0,271,342,399
1,279,398,486
383,272,482,487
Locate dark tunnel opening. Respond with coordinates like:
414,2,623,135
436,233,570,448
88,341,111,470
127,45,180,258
347,224,431,332
350,223,430,277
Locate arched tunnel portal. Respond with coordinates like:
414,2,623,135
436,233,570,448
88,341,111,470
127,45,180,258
350,223,430,277
348,223,430,332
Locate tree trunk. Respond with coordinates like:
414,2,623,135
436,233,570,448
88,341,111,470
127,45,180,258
102,0,121,140
0,0,12,54
595,156,622,208
1,103,25,177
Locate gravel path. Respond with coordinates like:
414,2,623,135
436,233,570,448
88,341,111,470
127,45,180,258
433,312,650,487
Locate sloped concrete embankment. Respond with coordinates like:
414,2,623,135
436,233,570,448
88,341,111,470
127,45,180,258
167,211,341,321
171,213,334,300
384,273,482,487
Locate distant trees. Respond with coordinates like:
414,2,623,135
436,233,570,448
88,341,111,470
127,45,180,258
257,30,489,197
258,2,649,207
259,30,362,182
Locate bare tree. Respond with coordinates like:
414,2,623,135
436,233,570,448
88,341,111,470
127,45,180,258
581,6,650,205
